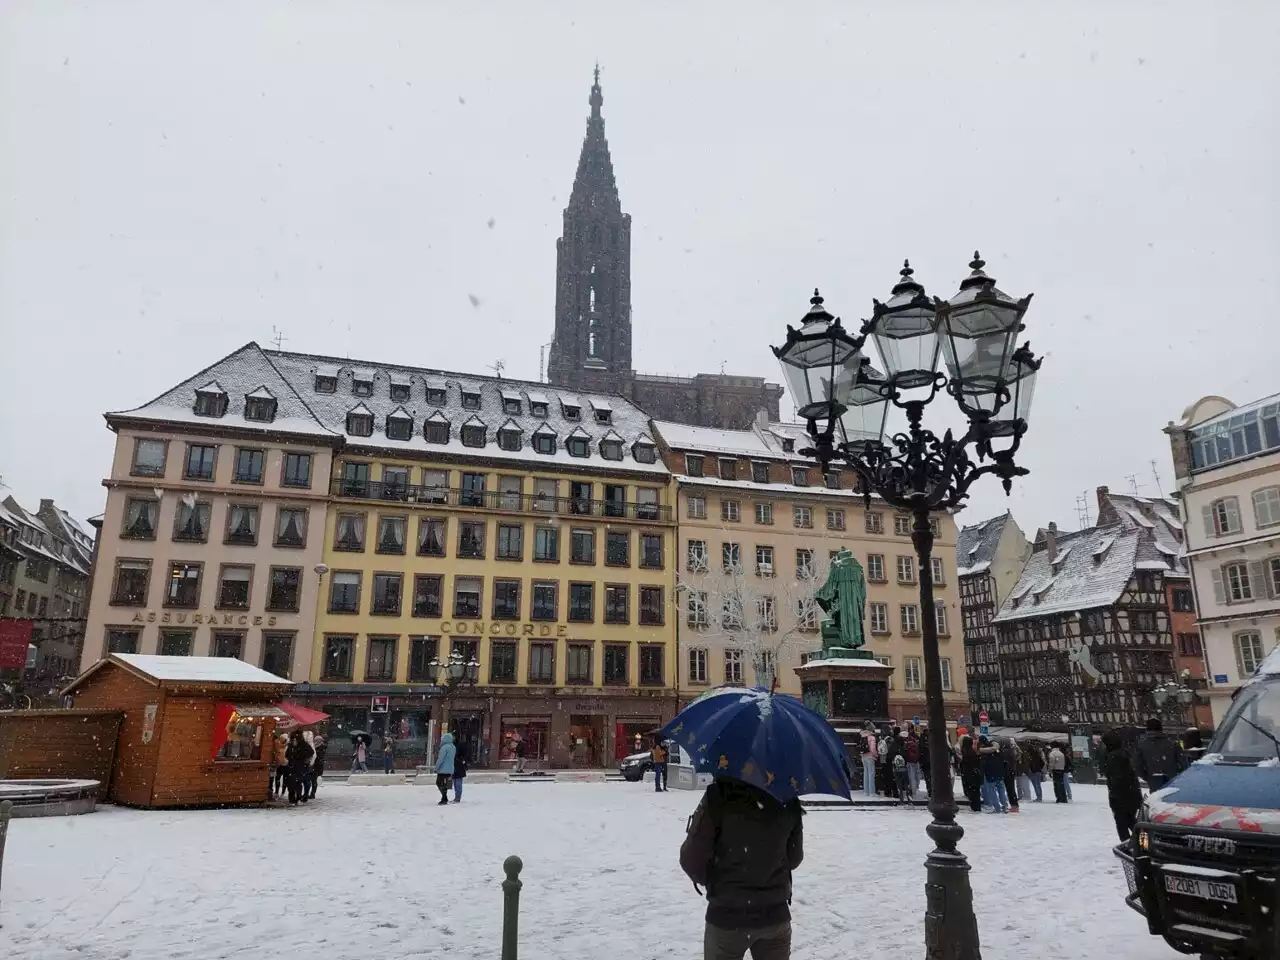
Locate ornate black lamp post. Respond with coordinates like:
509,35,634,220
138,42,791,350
1152,672,1197,726
773,254,1041,960
429,650,480,735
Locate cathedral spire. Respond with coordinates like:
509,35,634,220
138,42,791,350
571,65,618,210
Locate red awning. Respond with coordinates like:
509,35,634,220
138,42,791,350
278,702,330,727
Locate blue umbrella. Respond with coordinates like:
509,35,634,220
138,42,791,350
658,686,852,802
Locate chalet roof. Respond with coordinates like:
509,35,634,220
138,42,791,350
957,513,1010,577
993,524,1141,623
67,654,294,694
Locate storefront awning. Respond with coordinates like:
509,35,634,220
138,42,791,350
278,702,330,726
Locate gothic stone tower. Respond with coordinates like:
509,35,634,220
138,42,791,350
547,68,633,393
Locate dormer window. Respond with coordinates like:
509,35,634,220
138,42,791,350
498,426,523,452
592,401,613,425
563,403,582,421
462,391,482,411
567,430,590,458
461,420,487,448
193,383,228,418
314,375,337,394
782,438,796,453
244,389,277,423
531,401,548,418
385,409,413,441
601,439,623,461
426,386,447,405
390,382,411,402
346,405,374,437
533,426,557,455
501,391,522,415
632,442,657,464
424,414,450,445
352,378,373,398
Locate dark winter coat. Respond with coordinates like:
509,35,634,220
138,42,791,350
1135,731,1182,781
679,779,804,931
1101,735,1144,814
979,741,1007,782
285,735,314,772
454,744,469,779
312,740,327,774
1027,745,1045,774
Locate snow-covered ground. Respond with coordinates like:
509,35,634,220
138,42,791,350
3,781,1181,960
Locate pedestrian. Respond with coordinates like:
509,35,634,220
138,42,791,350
883,727,903,799
918,728,932,800
453,740,468,803
1048,742,1068,803
1001,738,1021,813
1100,729,1143,842
435,732,456,806
1062,740,1075,801
271,732,289,799
978,736,1010,813
1182,727,1206,768
877,729,894,797
904,730,922,800
1015,739,1034,805
285,729,314,805
1025,742,1045,802
1134,717,1182,791
351,735,368,773
652,737,669,792
680,776,804,960
383,737,395,774
307,734,326,800
892,750,911,805
959,735,983,813
513,733,527,773
860,729,878,798
300,729,316,799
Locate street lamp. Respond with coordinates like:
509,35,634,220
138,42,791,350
773,253,1042,960
428,650,480,738
1152,676,1196,725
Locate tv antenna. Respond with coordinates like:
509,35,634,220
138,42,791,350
1075,492,1093,530
1125,474,1141,494
270,325,288,351
488,359,506,380
1150,459,1164,497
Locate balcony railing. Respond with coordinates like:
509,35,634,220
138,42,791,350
329,478,672,522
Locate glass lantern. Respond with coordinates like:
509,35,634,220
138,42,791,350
987,345,1040,437
866,261,941,390
836,358,890,456
941,252,1032,412
772,290,864,425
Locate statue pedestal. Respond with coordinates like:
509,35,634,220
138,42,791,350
795,649,895,727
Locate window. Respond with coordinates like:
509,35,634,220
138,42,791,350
408,636,439,682
1132,610,1157,632
322,636,354,681
567,436,590,458
718,458,737,480
426,385,447,405
370,573,403,615
870,602,889,634
412,575,443,618
826,508,846,531
122,498,158,539
386,414,414,442
688,496,707,519
687,590,709,628
1178,632,1203,657
756,545,775,576
897,556,916,583
165,562,202,608
361,636,396,681
339,461,371,497
722,542,741,572
567,643,592,684
569,582,594,622
462,423,487,448
460,473,487,507
533,431,556,455
390,382,411,402
498,476,522,511
1207,497,1242,536
687,539,708,572
752,462,770,484
453,577,482,618
1136,571,1157,594
496,524,524,560
131,438,167,477
424,418,450,444
688,647,709,684
633,442,657,464
940,658,953,692
904,656,923,690
315,374,337,394
492,579,521,619
346,410,373,436
865,511,884,534
208,631,243,659
604,644,629,685
1272,557,1280,598
184,443,217,480
901,604,919,635
1172,587,1195,612
894,515,912,536
489,641,517,683
531,581,558,620
722,499,741,522
795,548,814,578
604,584,629,624
111,560,151,605
1224,562,1254,602
724,648,743,684
791,466,808,486
639,646,664,685
217,565,252,609
606,531,629,566
417,517,446,557
451,639,479,665
930,557,945,585
935,600,948,635
793,506,812,529
825,470,841,490
352,378,373,397
267,567,301,612
329,572,361,613
275,507,308,547
461,391,481,411
594,406,612,425
600,439,623,460
532,478,558,511
534,526,559,562
639,585,664,625
640,533,663,569
193,387,228,417
1235,631,1266,677
159,630,194,656
685,454,704,477
930,518,941,538
105,628,140,655
756,596,777,631
528,642,556,684
755,502,774,525
1254,487,1280,528
226,504,259,545
571,528,597,564
458,521,486,558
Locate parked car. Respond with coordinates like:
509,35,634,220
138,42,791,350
619,751,652,781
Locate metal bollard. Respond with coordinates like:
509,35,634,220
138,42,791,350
501,854,523,960
0,800,12,926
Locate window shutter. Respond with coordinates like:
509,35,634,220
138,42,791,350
1249,560,1271,599
1225,498,1240,532
1202,505,1215,537
1234,636,1248,679
1210,566,1226,605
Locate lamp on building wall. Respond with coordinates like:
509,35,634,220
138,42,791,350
772,253,1040,960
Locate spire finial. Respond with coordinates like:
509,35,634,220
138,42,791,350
959,250,994,290
890,259,924,297
900,259,914,280
970,250,985,271
594,62,600,86
811,287,823,307
589,63,603,117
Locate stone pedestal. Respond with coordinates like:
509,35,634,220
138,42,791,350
795,649,895,727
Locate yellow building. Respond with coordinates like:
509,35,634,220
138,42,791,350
254,350,678,770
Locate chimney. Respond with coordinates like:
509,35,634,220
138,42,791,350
1044,521,1058,563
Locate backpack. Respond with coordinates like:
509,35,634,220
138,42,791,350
906,740,920,763
893,753,906,772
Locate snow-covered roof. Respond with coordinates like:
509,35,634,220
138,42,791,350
676,474,881,503
592,398,613,412
655,420,778,459
956,513,1009,577
527,391,549,406
795,658,895,672
95,654,291,686
956,560,991,577
1135,559,1169,570
247,386,275,399
500,388,523,403
994,524,1143,623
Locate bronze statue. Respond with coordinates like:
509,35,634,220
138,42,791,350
813,548,867,655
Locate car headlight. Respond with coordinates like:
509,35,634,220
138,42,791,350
1137,830,1150,852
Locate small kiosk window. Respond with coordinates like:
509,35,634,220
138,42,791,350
212,703,290,762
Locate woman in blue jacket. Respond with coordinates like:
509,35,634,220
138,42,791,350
435,732,456,806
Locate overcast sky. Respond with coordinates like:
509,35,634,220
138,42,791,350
2,2,1277,537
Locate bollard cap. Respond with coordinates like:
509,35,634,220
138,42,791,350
503,854,523,879
0,799,11,817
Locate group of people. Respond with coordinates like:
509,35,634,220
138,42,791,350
1100,717,1201,842
854,724,932,803
432,732,470,805
270,729,326,805
956,734,1072,812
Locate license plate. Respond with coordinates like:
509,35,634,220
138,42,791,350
1164,873,1238,904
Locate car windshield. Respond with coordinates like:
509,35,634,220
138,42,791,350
1213,681,1280,763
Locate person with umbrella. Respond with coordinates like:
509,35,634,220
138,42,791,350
662,685,850,960
350,731,369,773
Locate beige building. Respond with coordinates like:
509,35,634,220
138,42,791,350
1167,392,1280,724
82,344,339,678
653,417,966,721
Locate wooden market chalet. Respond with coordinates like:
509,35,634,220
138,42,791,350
992,488,1191,728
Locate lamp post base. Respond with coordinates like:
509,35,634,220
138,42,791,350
924,839,982,960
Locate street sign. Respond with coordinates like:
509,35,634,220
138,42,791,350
371,695,389,714
957,716,972,728
978,711,989,724
1213,675,1229,685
